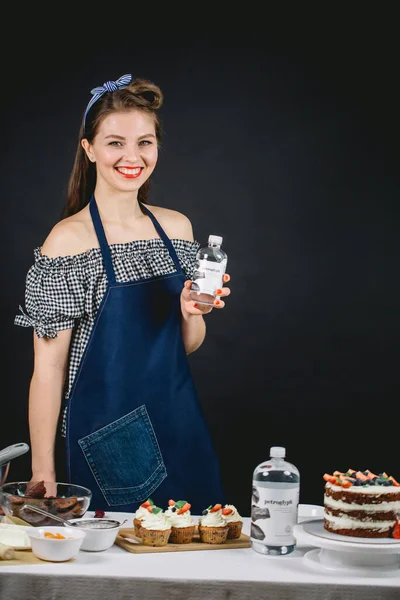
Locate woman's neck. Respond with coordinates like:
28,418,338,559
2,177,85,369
93,189,143,224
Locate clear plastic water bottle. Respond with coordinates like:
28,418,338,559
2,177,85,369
251,446,300,556
190,235,227,306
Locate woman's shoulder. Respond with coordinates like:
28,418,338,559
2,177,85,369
147,205,194,242
41,207,95,258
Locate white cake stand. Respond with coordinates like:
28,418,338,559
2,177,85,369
295,519,400,576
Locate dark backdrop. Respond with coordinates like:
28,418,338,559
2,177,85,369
1,32,398,516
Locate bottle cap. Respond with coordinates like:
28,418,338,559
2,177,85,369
208,235,223,245
270,446,286,458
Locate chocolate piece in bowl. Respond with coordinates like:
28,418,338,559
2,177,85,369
24,480,47,499
0,481,92,527
53,496,79,512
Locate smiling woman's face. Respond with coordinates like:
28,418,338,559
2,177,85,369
82,109,158,195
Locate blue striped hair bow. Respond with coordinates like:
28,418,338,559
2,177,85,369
83,73,133,130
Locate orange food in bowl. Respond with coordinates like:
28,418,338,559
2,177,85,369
44,532,74,539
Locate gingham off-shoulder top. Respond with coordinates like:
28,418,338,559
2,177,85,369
15,238,200,436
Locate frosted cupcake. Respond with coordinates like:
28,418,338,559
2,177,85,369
222,504,244,539
198,503,229,544
134,498,154,537
139,506,171,546
165,499,195,544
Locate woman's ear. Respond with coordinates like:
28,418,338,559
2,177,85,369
81,138,95,162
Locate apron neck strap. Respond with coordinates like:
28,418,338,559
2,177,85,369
89,196,183,282
89,195,116,284
140,203,183,274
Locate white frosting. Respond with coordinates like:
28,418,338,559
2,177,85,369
165,506,176,518
324,495,400,513
167,512,194,528
140,512,171,531
199,509,227,527
325,513,395,531
135,505,151,519
223,505,243,523
326,482,399,495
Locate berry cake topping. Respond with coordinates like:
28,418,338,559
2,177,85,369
323,469,399,488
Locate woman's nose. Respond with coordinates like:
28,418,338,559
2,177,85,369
123,145,139,162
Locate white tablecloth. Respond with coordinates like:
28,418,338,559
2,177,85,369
1,506,399,600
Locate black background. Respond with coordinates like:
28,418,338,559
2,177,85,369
1,22,398,516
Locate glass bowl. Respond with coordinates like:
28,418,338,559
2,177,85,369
0,481,92,527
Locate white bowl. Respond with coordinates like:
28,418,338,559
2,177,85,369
67,518,121,552
26,526,86,562
298,503,324,521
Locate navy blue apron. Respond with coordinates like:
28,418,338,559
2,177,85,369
65,195,225,513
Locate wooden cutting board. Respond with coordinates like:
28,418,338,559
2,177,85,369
115,527,251,553
0,549,69,566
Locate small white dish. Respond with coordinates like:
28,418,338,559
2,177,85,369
298,504,324,520
0,523,33,549
67,518,121,552
26,526,86,562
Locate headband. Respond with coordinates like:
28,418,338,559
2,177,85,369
83,73,133,130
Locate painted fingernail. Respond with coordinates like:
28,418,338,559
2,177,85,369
216,289,222,295
215,300,221,306
193,303,198,307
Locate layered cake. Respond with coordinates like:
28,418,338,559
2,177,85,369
323,469,400,538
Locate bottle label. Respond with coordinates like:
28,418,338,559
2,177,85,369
192,258,227,296
251,481,299,546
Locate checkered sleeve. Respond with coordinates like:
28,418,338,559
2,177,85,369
173,240,200,280
14,247,86,339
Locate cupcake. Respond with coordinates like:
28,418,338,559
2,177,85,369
222,504,244,539
133,498,154,537
165,499,195,544
139,506,171,546
198,503,229,544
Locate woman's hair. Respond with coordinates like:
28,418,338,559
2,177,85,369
63,78,163,218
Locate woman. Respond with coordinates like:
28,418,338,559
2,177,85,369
15,74,231,512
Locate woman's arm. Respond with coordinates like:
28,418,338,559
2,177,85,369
181,287,207,354
180,275,231,354
29,328,72,482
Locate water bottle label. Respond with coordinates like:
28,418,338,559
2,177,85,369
192,258,227,295
251,481,299,546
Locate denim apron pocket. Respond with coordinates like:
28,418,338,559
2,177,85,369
77,405,167,505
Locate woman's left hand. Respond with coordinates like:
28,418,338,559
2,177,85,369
181,274,231,317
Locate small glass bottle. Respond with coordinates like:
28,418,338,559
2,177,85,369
190,235,227,306
251,446,300,556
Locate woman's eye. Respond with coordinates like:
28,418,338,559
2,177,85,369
139,140,152,146
109,141,122,146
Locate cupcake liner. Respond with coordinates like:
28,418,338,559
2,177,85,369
169,525,196,544
227,521,243,539
199,525,229,544
134,517,143,537
140,527,171,546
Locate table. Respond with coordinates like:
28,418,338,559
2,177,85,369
1,506,400,600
